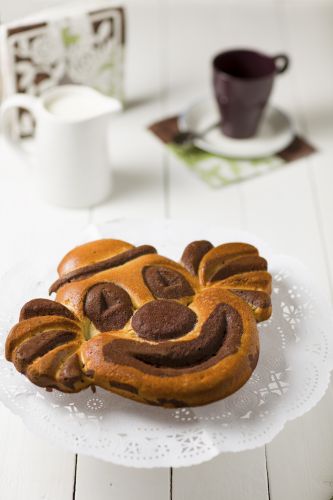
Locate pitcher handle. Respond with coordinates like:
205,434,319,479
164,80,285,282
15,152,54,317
0,93,39,162
273,54,290,74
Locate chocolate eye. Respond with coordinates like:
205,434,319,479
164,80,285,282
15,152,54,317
143,266,194,299
84,283,133,332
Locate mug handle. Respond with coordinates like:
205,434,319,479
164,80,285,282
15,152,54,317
273,54,290,74
0,93,39,162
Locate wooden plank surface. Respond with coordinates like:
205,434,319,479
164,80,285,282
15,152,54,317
0,411,76,500
75,457,170,500
0,1,333,499
263,3,333,499
173,450,269,500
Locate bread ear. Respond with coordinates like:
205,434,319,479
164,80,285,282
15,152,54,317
181,240,213,276
198,243,260,285
197,242,272,323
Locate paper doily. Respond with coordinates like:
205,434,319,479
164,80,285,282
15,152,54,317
0,219,332,468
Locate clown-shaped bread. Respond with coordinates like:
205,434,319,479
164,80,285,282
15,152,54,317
6,239,272,407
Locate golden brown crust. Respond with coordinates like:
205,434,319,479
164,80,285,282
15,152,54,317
57,239,134,275
6,238,272,407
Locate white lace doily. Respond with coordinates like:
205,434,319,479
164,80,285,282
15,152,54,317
0,219,332,468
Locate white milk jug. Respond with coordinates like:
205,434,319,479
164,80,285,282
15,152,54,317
0,85,121,208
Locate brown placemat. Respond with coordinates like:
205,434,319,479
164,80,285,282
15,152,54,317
149,115,316,188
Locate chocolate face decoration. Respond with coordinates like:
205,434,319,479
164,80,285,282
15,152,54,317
5,239,272,407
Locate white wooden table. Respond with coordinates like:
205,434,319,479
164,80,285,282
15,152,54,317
1,0,333,498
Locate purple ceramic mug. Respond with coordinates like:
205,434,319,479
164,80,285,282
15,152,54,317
213,49,289,139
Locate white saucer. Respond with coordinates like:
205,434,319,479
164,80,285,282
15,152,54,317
178,97,294,159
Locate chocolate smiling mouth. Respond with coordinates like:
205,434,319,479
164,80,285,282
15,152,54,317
103,302,243,376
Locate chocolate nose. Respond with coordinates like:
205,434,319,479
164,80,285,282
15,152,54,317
131,300,197,341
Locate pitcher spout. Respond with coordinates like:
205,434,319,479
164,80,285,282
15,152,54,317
89,88,123,118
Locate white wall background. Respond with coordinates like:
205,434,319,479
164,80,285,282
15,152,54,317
0,0,325,25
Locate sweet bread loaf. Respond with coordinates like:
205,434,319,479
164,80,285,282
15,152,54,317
5,239,272,407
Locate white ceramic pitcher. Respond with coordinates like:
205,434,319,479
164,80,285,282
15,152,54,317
0,85,121,208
